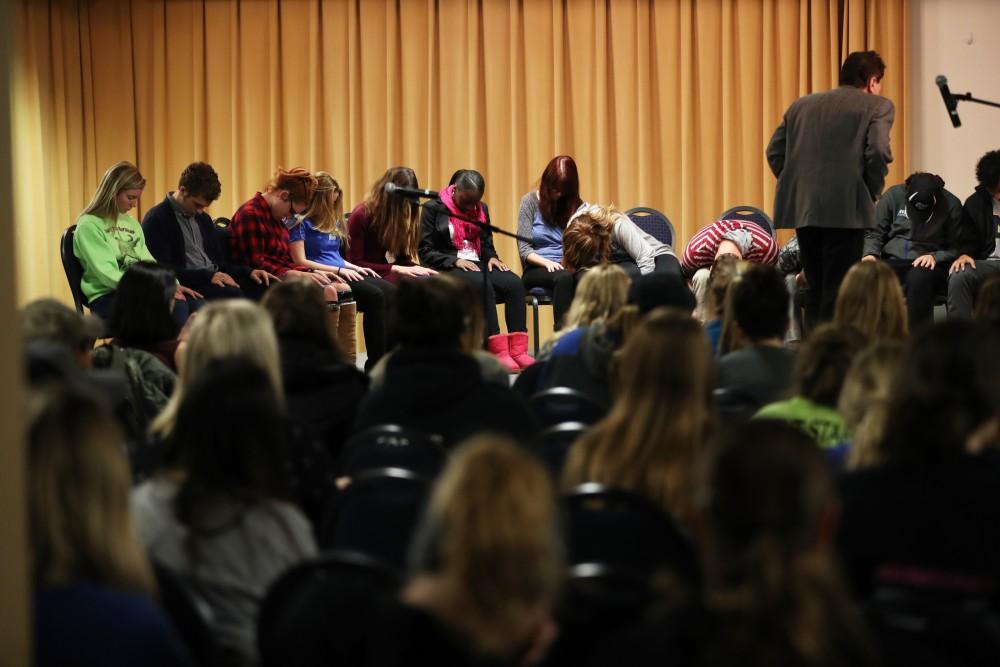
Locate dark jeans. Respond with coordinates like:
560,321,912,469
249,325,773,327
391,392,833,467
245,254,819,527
348,274,396,368
449,266,527,335
947,259,1000,318
522,266,575,329
797,227,866,328
886,258,949,331
89,291,194,330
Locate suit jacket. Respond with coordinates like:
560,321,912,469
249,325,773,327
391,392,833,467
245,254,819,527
417,200,498,270
766,86,894,230
141,195,251,286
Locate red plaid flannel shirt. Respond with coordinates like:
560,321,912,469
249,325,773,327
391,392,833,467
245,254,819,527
228,193,307,277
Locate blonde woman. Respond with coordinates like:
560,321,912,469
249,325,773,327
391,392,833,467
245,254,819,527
561,204,680,278
562,308,716,525
833,260,908,344
346,166,437,283
837,342,906,470
30,388,190,666
536,263,630,362
290,172,395,369
388,437,562,665
73,161,201,322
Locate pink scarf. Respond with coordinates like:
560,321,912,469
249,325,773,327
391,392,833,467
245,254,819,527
439,185,484,255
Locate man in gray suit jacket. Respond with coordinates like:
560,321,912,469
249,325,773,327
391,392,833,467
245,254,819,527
766,51,894,328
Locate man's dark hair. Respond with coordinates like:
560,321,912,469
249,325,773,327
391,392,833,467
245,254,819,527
975,150,1000,193
839,50,886,87
729,264,788,342
394,276,469,349
793,324,866,407
178,161,222,202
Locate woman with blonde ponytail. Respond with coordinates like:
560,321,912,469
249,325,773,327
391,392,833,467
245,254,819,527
383,437,562,665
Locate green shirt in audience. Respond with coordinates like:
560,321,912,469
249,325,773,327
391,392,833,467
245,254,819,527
754,396,848,447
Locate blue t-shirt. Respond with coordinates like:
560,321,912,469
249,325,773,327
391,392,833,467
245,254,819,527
287,219,346,268
531,210,565,262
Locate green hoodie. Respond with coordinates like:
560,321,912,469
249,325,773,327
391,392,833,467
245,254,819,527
754,396,848,448
73,212,157,301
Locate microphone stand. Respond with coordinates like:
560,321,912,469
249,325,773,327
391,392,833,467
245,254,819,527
411,198,532,348
950,91,1000,110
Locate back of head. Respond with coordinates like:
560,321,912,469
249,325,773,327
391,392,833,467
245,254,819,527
261,280,341,356
178,161,222,202
29,386,153,594
21,298,103,357
81,161,146,223
628,271,697,316
976,149,1000,193
266,167,317,208
394,276,467,350
567,308,715,520
409,436,560,656
728,264,789,343
151,300,282,436
706,254,741,317
562,263,630,330
974,273,1000,324
108,261,178,345
538,155,582,230
839,50,886,87
172,359,288,531
838,342,907,469
792,324,866,407
562,205,617,271
880,320,1000,464
699,420,873,667
834,261,908,344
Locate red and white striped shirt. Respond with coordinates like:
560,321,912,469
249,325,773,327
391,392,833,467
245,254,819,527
681,219,778,276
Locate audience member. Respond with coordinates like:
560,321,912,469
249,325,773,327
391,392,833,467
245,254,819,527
228,167,348,303
30,387,191,667
346,166,437,283
536,263,630,362
261,280,368,462
107,262,181,371
974,273,1000,324
755,324,865,447
561,204,680,278
22,298,105,370
355,276,539,446
150,300,336,523
833,260,908,344
142,161,276,302
775,234,807,342
562,308,714,524
838,320,1000,619
835,342,906,470
133,360,316,664
715,265,795,422
862,172,962,330
377,436,561,666
702,255,740,354
947,149,1000,318
518,156,585,328
73,161,199,323
681,217,779,279
420,169,531,372
290,172,394,369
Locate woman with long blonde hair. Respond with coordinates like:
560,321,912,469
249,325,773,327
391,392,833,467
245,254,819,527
837,342,906,470
392,436,562,665
73,161,200,322
30,387,190,666
536,263,630,361
290,172,397,368
346,166,437,283
561,204,680,278
562,308,715,524
833,261,908,343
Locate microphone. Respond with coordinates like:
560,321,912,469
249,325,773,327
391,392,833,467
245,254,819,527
384,182,440,199
936,75,961,128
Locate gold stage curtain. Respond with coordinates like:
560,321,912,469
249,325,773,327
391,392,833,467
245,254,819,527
11,0,907,305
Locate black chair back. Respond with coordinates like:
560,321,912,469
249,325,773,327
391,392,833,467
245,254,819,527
320,467,431,569
533,421,588,477
60,225,89,313
530,387,605,427
625,207,675,246
338,424,446,480
561,483,700,584
258,550,402,667
719,205,776,238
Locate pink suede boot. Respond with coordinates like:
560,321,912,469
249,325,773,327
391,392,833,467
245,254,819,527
508,331,535,369
488,334,520,373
